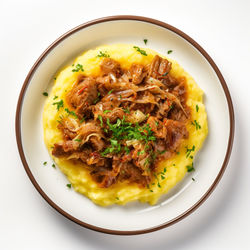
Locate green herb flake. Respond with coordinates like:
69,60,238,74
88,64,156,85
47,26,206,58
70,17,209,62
98,115,103,127
155,121,159,127
187,162,195,172
64,108,78,119
123,108,130,114
192,177,195,181
124,146,130,154
66,183,72,188
133,46,147,56
159,150,166,155
80,117,85,123
97,51,110,58
162,72,168,76
196,104,199,112
52,163,56,168
54,77,57,80
115,197,119,200
191,120,201,130
143,39,148,45
74,138,82,142
150,189,154,192
53,99,64,111
72,64,84,72
167,50,173,54
186,145,195,158
53,95,58,100
137,150,145,156
176,151,180,155
43,161,47,166
42,92,48,96
103,110,111,114
108,89,114,95
93,92,101,104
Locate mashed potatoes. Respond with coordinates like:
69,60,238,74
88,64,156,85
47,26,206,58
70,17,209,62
43,44,208,206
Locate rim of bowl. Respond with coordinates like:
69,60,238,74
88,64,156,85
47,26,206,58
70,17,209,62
15,15,235,235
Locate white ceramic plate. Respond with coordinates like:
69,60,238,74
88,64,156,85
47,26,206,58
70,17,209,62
16,16,234,235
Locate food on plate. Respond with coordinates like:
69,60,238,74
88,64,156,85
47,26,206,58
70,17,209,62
43,44,208,206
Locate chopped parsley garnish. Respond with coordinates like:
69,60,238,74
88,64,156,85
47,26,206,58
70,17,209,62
167,50,173,54
155,121,159,127
158,150,166,155
186,145,195,158
137,150,145,156
176,151,180,155
98,115,103,127
72,64,84,72
162,72,168,76
53,99,64,110
143,39,148,45
54,77,57,80
124,146,130,154
101,117,156,157
186,162,195,172
192,177,195,181
103,110,111,114
64,108,78,118
196,104,199,112
42,92,48,96
80,117,85,123
74,138,82,142
66,183,72,188
43,161,47,166
133,46,147,56
115,197,119,200
191,120,201,130
123,108,130,114
52,163,56,168
97,51,110,58
53,95,58,100
107,89,114,95
93,92,101,104
153,173,161,188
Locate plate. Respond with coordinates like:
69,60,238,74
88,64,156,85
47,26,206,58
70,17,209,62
15,16,234,235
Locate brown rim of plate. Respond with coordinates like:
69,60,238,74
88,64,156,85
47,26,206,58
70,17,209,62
15,15,234,235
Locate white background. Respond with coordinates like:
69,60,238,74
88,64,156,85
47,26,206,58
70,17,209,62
1,0,249,249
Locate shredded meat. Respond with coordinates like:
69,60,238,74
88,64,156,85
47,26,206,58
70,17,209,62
66,77,98,118
52,55,191,188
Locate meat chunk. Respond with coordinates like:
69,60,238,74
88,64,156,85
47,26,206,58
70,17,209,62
66,77,98,117
78,121,104,141
149,55,172,79
52,140,79,157
147,116,167,138
164,119,189,151
100,58,122,76
118,162,151,187
128,64,146,84
57,117,79,140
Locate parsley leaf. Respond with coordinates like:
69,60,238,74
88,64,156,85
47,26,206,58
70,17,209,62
167,50,173,54
97,51,110,58
72,64,84,72
187,162,195,172
133,46,147,56
42,92,48,96
196,104,199,112
64,108,78,119
143,39,148,45
191,120,201,130
53,99,64,111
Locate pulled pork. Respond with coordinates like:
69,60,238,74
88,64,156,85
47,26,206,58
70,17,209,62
52,55,190,188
